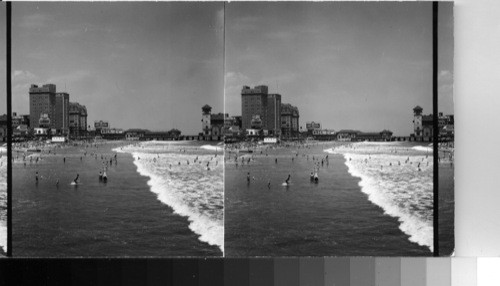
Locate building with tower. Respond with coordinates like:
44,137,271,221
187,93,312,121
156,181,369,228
201,104,227,137
413,106,423,137
202,105,212,136
412,105,454,141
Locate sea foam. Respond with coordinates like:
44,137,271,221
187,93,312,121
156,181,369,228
115,143,224,252
412,145,433,153
200,145,222,152
325,143,434,252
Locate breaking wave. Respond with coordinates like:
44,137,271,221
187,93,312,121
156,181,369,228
325,142,433,252
114,142,223,252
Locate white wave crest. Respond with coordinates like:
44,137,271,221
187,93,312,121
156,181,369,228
0,223,5,254
200,145,221,152
118,143,224,252
325,143,434,252
0,158,6,253
412,146,433,153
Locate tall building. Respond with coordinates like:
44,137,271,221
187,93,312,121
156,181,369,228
79,105,88,133
281,103,300,138
241,85,268,131
291,106,299,136
266,94,281,136
29,84,56,129
69,102,88,137
55,92,70,135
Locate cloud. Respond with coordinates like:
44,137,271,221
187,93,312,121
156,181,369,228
255,73,297,89
46,70,92,84
225,71,250,83
13,70,39,82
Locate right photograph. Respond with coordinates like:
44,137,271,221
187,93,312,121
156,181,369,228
224,2,454,256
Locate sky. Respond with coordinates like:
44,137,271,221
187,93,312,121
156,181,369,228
9,2,224,134
224,2,454,136
0,4,5,115
3,2,453,136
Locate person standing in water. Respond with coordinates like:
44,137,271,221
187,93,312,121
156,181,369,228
35,171,39,183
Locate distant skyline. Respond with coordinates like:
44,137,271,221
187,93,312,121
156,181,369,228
224,2,453,136
10,2,224,134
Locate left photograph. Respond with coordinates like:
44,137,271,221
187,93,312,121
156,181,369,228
10,2,224,256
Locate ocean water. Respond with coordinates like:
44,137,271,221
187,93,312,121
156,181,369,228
0,146,6,254
438,145,455,255
326,142,434,252
13,140,222,256
225,141,436,256
115,141,224,251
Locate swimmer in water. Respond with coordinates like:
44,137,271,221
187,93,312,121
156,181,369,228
285,174,291,185
74,174,79,184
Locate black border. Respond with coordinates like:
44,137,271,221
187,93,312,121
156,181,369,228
432,1,439,257
6,0,12,258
